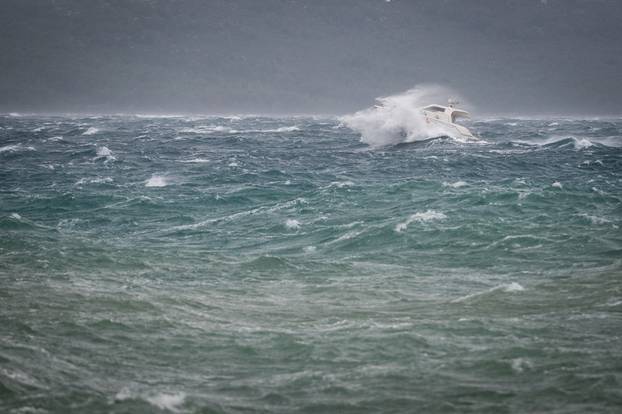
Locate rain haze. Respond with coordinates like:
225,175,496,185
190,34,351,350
2,0,622,116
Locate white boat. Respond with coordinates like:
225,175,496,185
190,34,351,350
421,100,476,139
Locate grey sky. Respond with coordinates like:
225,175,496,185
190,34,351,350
1,0,621,115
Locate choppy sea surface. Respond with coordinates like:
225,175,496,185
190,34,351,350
1,114,621,413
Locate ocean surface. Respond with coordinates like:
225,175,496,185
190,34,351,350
1,113,621,413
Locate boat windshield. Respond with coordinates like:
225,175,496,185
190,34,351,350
450,110,470,123
424,105,446,113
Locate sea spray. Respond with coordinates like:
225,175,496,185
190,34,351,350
340,84,467,146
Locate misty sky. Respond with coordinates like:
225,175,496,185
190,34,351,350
1,0,621,115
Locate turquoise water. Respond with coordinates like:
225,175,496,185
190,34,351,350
1,115,621,413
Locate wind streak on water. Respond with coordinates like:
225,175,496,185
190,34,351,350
0,114,621,413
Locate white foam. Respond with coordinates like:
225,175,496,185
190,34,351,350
114,388,132,401
267,126,300,132
303,246,317,253
395,210,446,232
580,159,605,167
285,219,301,229
179,158,209,163
0,144,35,154
443,181,467,188
515,135,598,150
340,84,468,147
10,213,22,220
94,146,115,161
574,138,593,149
0,144,21,153
578,213,610,225
114,389,186,413
82,127,100,135
180,125,238,134
503,282,525,292
76,177,113,185
511,357,533,373
326,180,354,189
591,187,606,196
96,146,112,157
145,175,167,187
46,136,64,142
551,181,563,189
145,392,186,412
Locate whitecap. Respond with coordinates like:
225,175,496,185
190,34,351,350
96,146,112,157
551,181,563,189
285,219,301,229
114,389,186,413
514,135,595,150
503,282,525,292
10,213,22,220
303,246,317,253
443,181,467,188
395,210,446,232
114,387,133,402
511,358,533,373
76,177,113,186
145,392,186,412
94,146,115,161
0,144,21,153
574,138,593,149
605,299,622,307
82,127,100,135
326,180,354,189
266,126,300,133
591,187,606,196
0,144,35,154
179,125,238,134
179,158,209,163
145,175,167,187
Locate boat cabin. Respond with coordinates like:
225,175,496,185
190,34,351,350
421,105,470,124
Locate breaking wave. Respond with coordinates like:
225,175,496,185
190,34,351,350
145,175,168,187
83,127,100,135
513,135,622,149
395,210,446,232
340,84,468,147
